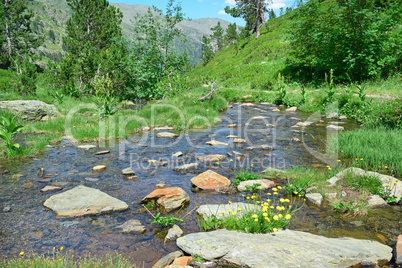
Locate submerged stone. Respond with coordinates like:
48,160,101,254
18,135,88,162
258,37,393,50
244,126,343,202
43,185,128,218
191,170,231,190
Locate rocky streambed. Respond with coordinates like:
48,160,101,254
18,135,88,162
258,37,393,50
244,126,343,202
0,103,401,267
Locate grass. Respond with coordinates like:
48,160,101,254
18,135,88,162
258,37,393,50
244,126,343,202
345,173,383,195
197,189,305,234
333,128,402,177
0,248,136,268
232,170,262,187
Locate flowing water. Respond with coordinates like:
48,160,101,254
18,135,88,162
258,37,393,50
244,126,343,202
0,103,400,267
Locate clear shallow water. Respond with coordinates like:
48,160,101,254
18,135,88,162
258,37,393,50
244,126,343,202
0,103,400,267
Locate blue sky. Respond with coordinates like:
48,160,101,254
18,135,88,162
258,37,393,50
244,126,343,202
108,0,296,26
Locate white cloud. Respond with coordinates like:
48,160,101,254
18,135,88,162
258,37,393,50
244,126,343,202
269,2,286,9
218,10,227,14
225,0,236,6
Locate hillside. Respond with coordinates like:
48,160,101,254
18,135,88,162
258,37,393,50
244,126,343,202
30,0,235,64
186,10,295,89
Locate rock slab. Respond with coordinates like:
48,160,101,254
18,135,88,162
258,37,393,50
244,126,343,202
396,235,402,265
197,154,226,163
176,229,392,267
165,224,184,243
0,100,61,121
142,187,190,212
152,251,183,268
117,219,146,234
196,202,260,220
305,193,323,207
237,179,276,192
191,170,231,190
43,185,128,218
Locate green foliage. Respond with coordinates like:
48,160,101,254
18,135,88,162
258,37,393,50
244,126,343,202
233,171,261,187
129,0,189,99
1,247,136,268
380,180,398,204
283,183,307,197
274,73,287,105
321,69,336,110
346,174,382,195
0,0,44,67
0,68,16,92
12,56,37,95
224,23,238,47
0,114,23,156
92,74,117,117
198,190,304,233
225,0,268,38
201,35,214,64
287,0,402,81
52,91,64,105
192,255,205,263
245,183,262,194
333,128,402,176
210,22,224,51
151,213,184,227
332,201,359,213
62,0,126,94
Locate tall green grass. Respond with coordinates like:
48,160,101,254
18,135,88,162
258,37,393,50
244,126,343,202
334,128,402,177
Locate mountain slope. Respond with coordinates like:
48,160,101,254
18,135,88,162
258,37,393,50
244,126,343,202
30,0,235,64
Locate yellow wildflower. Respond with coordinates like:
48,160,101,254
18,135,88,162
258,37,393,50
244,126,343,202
254,219,258,222
273,215,279,221
273,228,278,232
394,181,397,185
267,193,272,196
294,191,298,195
252,214,258,218
280,198,285,203
247,197,250,200
279,214,283,218
263,212,268,217
272,188,277,191
60,247,63,251
360,158,363,160
228,201,232,204
277,186,282,189
262,207,268,212
232,212,236,216
285,199,290,203
285,214,291,220
289,184,293,187
273,192,278,195
265,217,270,222
228,210,232,213
238,207,242,211
230,159,233,162
221,211,225,214
270,206,275,209
19,252,24,256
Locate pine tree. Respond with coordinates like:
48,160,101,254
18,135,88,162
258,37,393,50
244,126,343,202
63,0,124,93
210,22,224,51
225,0,270,38
225,23,238,45
201,35,214,64
0,0,43,67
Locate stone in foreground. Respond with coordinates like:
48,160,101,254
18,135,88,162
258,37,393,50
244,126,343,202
121,167,135,176
43,185,128,218
142,187,190,212
237,179,276,192
117,219,146,234
157,132,179,138
191,170,231,190
367,195,390,209
196,154,226,163
176,229,392,267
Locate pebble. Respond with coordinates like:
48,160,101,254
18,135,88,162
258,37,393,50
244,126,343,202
3,206,11,213
92,165,106,172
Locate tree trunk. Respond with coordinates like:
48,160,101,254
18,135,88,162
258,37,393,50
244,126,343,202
3,0,13,65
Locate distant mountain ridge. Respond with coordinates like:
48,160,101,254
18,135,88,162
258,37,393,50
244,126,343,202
32,0,236,64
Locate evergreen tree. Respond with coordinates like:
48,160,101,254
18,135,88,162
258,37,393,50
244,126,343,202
210,22,224,51
268,9,276,20
0,0,43,67
225,0,270,38
62,0,124,93
201,35,214,64
224,23,238,45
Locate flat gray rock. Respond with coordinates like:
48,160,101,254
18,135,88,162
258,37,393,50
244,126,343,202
43,185,128,218
117,219,146,234
326,125,345,131
173,163,199,172
165,224,183,243
367,195,390,209
0,100,61,121
176,229,392,267
77,145,96,150
121,167,135,176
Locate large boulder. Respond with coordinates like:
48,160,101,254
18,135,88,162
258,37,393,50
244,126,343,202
176,229,392,267
142,187,190,212
43,185,128,218
0,100,61,121
191,170,231,190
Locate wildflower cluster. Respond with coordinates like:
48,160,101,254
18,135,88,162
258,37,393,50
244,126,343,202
198,187,304,233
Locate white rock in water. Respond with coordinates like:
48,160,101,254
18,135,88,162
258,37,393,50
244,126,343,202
43,185,128,218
